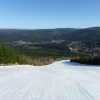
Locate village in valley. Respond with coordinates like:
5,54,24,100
8,40,100,56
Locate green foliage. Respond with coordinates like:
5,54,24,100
0,27,99,65
0,43,73,65
0,27,100,44
0,43,17,64
17,48,74,58
34,43,70,51
67,27,100,44
0,28,76,42
70,56,100,65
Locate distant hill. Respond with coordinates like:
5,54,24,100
0,28,77,42
0,27,100,57
66,27,100,43
0,27,100,44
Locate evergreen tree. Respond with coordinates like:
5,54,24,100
0,43,17,64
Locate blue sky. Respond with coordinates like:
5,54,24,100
0,0,100,29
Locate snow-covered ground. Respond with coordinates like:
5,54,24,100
0,60,100,100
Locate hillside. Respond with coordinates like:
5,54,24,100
0,28,77,42
66,27,100,43
0,27,100,56
0,27,100,43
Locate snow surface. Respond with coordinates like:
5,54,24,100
0,60,100,100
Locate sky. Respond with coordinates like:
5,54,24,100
0,0,100,29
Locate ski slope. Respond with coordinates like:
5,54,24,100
0,60,100,100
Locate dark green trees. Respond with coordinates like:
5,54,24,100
0,43,17,64
70,56,100,65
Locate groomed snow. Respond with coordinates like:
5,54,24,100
0,60,100,100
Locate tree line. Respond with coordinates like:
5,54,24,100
70,56,100,65
0,43,69,65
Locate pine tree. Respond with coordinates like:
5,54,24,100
0,43,17,64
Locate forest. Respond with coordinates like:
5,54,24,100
0,27,100,65
70,56,100,65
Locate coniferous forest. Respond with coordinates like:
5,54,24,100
70,56,100,65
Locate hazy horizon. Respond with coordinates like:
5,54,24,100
0,26,100,30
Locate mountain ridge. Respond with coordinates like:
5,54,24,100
0,27,100,43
